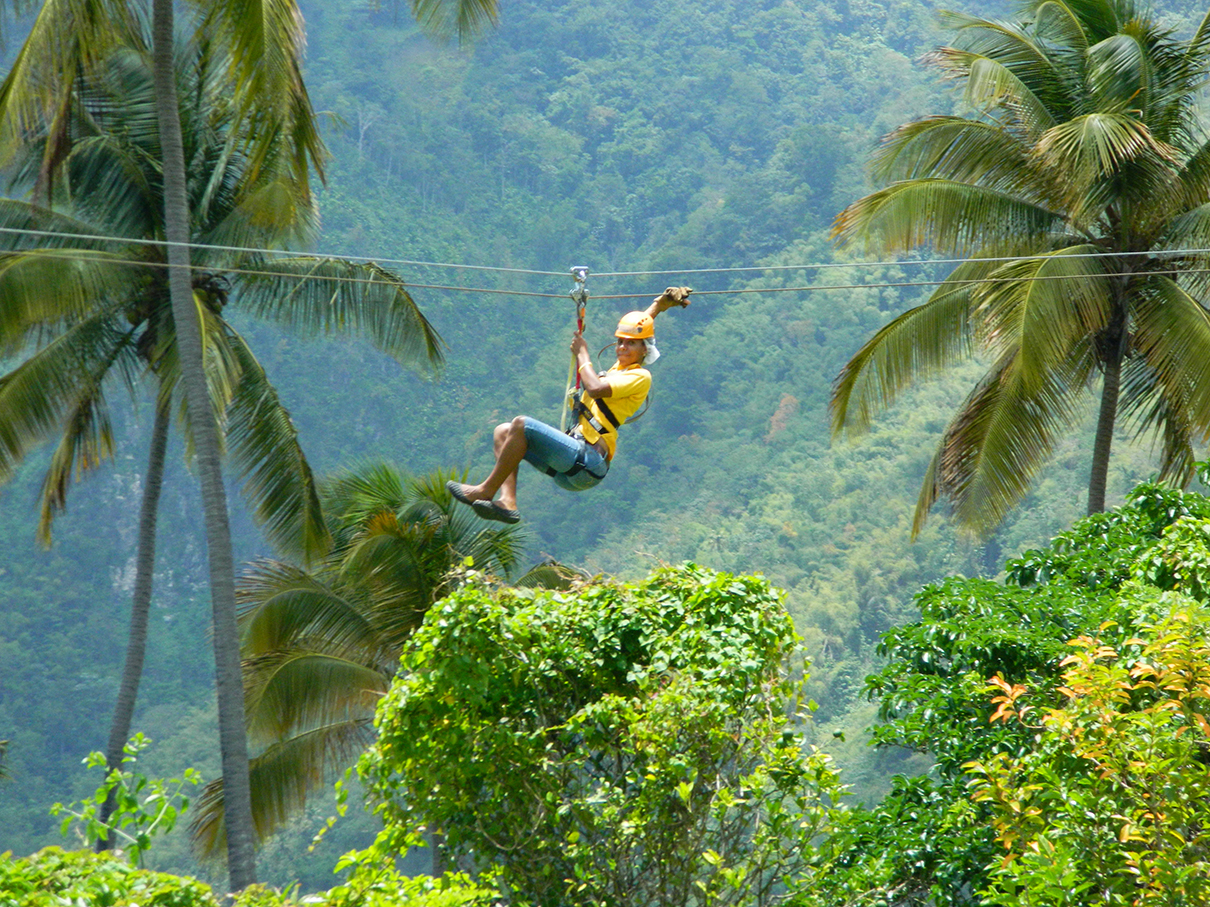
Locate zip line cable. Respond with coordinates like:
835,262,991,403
12,244,1210,300
9,224,1210,284
0,227,570,279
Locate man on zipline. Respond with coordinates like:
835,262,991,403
448,287,691,523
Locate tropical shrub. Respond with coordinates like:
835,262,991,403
357,563,843,907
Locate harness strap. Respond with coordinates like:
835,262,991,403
541,438,609,481
571,394,621,438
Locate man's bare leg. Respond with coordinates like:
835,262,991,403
460,416,527,510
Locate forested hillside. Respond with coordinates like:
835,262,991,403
2,0,1206,888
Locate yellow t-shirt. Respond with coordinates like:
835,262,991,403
578,363,651,460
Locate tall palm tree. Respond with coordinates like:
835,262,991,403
0,0,497,883
0,28,442,882
0,0,329,883
831,0,1210,538
189,463,580,856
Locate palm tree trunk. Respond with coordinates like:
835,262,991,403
97,399,171,848
151,0,256,890
1088,308,1127,515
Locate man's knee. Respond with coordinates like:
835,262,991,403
494,417,526,441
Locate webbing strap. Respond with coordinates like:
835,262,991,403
542,440,609,481
571,394,621,438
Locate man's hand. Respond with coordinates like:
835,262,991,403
571,329,589,361
653,286,692,312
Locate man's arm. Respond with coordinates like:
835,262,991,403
574,287,692,398
643,286,692,321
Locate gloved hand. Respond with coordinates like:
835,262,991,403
654,286,692,310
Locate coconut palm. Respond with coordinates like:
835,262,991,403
0,0,495,883
831,0,1210,538
0,29,442,877
0,0,330,882
189,463,582,856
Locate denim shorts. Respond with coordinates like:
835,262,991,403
522,416,609,492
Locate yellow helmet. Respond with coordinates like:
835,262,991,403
615,311,654,340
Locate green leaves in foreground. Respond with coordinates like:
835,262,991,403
813,478,1210,907
357,563,843,907
0,847,494,906
50,734,201,867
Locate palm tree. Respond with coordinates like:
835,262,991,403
0,0,497,882
189,463,581,856
0,0,330,883
830,0,1210,538
0,28,442,881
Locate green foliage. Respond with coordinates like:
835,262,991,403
189,462,552,857
359,563,843,906
970,601,1210,905
50,735,201,868
831,0,1210,535
0,847,220,907
0,846,492,906
814,479,1210,906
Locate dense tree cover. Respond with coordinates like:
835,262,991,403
4,0,1208,888
833,0,1210,537
813,478,1210,905
971,599,1210,905
359,564,841,906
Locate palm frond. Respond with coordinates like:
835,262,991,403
871,117,1042,192
1157,198,1210,267
1169,138,1210,212
933,12,1070,108
913,347,1092,537
338,529,437,624
243,648,386,742
0,0,138,168
1119,355,1198,487
224,329,330,564
233,257,444,373
1086,32,1153,114
199,0,325,194
238,559,380,657
972,244,1112,390
1188,5,1210,64
832,179,1063,255
1127,276,1210,446
1034,114,1176,208
410,0,499,44
830,258,992,437
0,306,133,483
321,461,411,552
200,171,318,255
37,329,143,543
190,717,375,860
0,200,148,341
1032,1,1090,55
1044,0,1120,45
934,49,1061,141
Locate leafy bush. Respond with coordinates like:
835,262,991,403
813,481,1210,906
358,563,843,907
0,848,219,907
0,847,494,906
